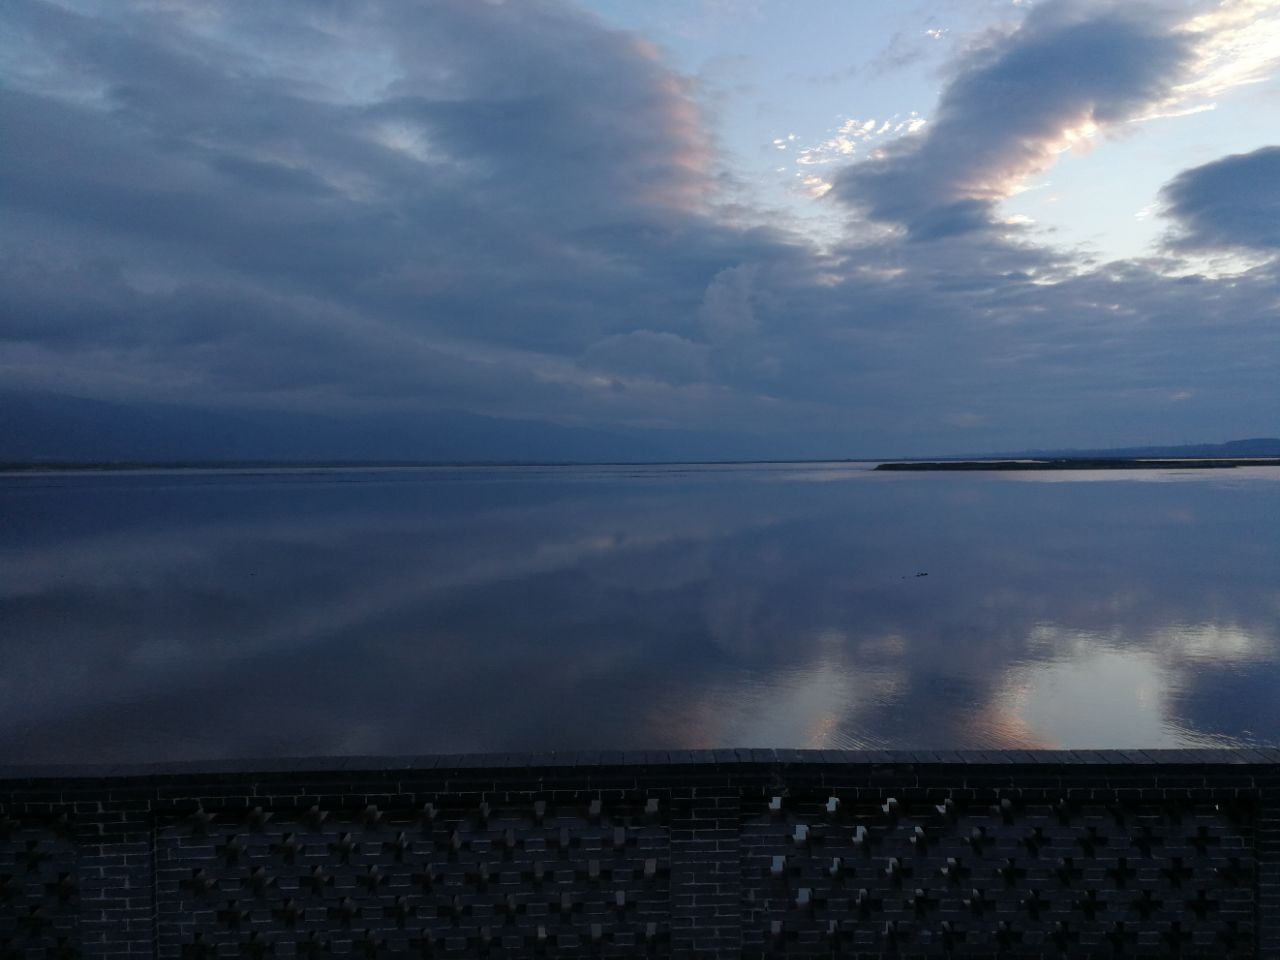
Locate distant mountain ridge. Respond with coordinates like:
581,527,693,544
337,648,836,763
1003,438,1280,460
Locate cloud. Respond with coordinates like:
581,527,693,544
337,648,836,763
1160,145,1280,252
699,264,759,341
580,330,710,385
831,3,1197,240
795,114,927,168
1160,0,1280,109
1,0,1279,457
0,0,786,412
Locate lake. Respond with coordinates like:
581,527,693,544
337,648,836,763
2,463,1277,762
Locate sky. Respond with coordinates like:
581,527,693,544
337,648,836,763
1,0,1278,458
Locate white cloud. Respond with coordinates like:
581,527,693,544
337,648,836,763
795,113,926,167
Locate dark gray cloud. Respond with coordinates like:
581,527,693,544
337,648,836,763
0,0,1277,457
832,3,1194,240
1161,145,1280,252
0,0,788,408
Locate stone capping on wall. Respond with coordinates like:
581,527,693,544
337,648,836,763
5,746,1280,780
3,748,1280,959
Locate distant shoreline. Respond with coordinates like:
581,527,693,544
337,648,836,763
876,457,1280,471
5,455,1280,475
0,458,874,474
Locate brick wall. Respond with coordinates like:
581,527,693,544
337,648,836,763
2,749,1279,958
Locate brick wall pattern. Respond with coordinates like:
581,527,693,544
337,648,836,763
1,748,1278,959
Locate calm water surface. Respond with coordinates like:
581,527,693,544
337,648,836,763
2,463,1278,762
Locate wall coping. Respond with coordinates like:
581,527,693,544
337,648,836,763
3,746,1279,784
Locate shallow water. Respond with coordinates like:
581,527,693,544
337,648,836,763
2,463,1277,762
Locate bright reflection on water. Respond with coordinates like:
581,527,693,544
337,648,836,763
1,463,1278,762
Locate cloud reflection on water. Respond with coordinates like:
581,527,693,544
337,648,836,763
1,465,1276,762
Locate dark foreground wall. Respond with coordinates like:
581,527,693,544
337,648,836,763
2,749,1279,959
